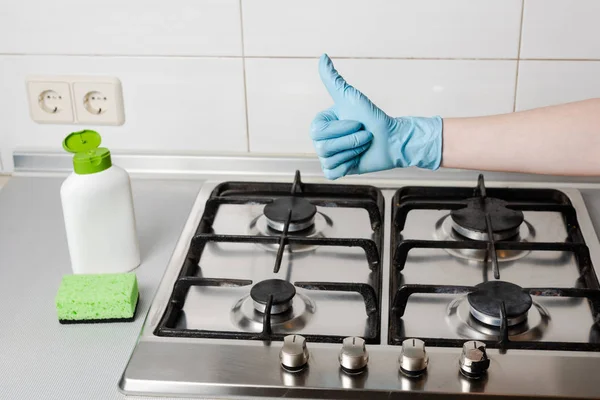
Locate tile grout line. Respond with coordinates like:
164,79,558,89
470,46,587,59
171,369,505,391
513,0,526,113
238,0,251,153
2,53,600,62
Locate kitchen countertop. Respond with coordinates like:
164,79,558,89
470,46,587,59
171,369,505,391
3,175,600,400
0,176,203,400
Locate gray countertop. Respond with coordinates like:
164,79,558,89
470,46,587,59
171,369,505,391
2,175,600,400
0,176,202,400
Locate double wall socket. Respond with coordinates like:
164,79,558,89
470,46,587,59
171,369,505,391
26,76,125,126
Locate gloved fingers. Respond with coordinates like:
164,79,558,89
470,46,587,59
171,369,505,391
313,106,338,122
319,143,370,170
318,54,374,112
322,158,359,180
311,110,364,141
313,129,373,158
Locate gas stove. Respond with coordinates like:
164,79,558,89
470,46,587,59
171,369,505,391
120,171,600,399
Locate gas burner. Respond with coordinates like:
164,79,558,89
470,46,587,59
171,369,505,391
249,213,333,253
250,279,296,314
264,197,317,232
434,215,533,262
467,281,533,327
232,290,316,333
447,295,549,342
451,197,524,241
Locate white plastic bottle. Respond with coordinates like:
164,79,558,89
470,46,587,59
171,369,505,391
60,130,140,274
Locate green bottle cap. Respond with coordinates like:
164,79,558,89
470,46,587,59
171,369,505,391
62,130,112,175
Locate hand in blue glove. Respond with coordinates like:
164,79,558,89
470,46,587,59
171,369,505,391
310,54,443,180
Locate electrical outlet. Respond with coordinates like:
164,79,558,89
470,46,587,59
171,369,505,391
25,75,125,126
72,77,125,126
26,78,75,124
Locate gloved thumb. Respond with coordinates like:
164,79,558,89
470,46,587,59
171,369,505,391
318,54,375,117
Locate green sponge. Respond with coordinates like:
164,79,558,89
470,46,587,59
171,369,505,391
56,272,139,324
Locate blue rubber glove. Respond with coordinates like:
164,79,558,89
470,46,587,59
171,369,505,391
310,54,443,180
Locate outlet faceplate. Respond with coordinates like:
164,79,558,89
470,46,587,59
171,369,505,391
72,77,125,125
25,75,125,126
26,80,74,123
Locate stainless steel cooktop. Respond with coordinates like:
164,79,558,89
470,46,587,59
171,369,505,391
120,172,600,399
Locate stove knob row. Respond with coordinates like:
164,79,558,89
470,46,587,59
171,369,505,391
459,341,490,379
281,336,490,380
399,338,429,377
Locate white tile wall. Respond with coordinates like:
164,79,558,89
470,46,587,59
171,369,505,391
1,0,600,174
516,61,600,111
0,55,247,171
246,58,516,153
242,0,522,58
245,59,330,154
0,0,242,56
521,0,600,59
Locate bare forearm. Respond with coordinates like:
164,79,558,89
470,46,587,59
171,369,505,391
441,99,600,176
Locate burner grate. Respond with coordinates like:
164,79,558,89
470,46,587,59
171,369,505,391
390,174,600,351
394,174,581,280
155,170,384,343
391,283,600,351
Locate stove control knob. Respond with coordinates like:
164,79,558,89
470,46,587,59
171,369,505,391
339,337,369,374
399,338,429,377
459,340,490,379
280,335,309,372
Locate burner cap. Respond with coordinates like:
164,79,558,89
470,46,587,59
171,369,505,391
451,197,524,240
250,279,296,315
263,197,317,232
468,281,532,327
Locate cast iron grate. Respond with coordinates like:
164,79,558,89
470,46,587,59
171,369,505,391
390,174,600,351
155,170,384,343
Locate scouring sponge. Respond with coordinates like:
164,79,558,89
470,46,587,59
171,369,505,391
56,272,139,324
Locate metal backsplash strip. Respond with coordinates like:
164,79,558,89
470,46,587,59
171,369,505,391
13,150,600,186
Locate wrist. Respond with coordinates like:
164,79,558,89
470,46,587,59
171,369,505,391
389,116,443,170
